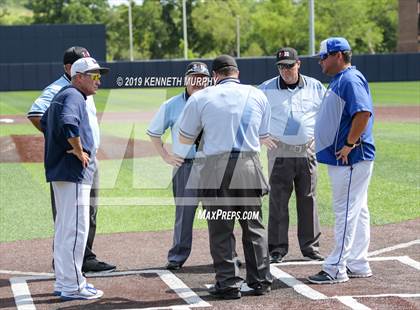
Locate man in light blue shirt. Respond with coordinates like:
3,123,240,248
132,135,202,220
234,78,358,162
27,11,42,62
27,46,115,274
147,62,211,270
259,47,326,264
179,55,273,300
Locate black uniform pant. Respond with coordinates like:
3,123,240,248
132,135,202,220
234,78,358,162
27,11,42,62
267,145,321,257
51,167,98,262
201,152,272,291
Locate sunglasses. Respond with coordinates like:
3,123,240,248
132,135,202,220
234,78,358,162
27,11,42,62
319,51,339,60
78,72,101,81
277,63,296,70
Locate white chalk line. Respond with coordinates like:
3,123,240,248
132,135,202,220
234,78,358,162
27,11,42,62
270,253,420,310
368,239,420,257
7,269,210,310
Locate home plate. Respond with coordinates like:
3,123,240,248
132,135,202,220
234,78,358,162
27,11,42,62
0,118,14,123
205,283,253,292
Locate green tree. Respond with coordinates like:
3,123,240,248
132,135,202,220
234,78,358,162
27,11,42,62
26,0,109,24
190,0,252,57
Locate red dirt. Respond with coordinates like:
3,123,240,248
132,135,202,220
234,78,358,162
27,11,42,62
0,219,419,309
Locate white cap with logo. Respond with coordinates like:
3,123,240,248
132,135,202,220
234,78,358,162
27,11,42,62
70,57,110,77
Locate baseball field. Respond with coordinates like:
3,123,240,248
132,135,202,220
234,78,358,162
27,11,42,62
0,81,419,309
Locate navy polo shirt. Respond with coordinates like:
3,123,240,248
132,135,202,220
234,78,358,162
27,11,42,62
41,85,96,184
315,66,375,166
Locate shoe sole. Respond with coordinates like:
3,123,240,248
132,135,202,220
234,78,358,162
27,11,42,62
210,293,241,300
348,273,372,278
61,291,104,301
307,277,349,285
83,267,116,274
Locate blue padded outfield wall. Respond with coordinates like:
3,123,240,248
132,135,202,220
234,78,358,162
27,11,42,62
0,24,106,64
1,53,419,91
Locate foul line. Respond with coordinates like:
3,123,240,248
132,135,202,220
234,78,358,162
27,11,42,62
8,269,210,310
368,239,420,257
270,254,420,310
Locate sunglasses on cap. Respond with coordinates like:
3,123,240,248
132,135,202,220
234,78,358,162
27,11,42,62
277,63,296,70
319,51,339,60
78,72,101,81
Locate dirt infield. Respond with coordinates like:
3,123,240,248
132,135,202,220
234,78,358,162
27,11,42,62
1,219,419,309
0,135,160,163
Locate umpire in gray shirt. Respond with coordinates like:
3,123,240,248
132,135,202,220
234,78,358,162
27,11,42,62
179,55,273,300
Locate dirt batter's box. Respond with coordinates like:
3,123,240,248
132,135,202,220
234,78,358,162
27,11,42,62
8,269,211,309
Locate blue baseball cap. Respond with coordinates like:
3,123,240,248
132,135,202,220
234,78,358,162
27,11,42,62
318,37,351,58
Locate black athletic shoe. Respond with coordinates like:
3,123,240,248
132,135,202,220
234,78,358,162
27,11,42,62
249,284,271,296
270,253,284,264
208,286,241,300
165,261,182,270
308,270,349,284
82,259,116,273
303,252,324,261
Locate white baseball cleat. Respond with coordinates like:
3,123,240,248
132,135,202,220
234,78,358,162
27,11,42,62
60,284,104,301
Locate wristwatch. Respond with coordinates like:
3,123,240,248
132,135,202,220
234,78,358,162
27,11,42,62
345,139,355,148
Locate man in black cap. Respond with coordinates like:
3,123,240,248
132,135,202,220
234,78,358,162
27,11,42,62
147,62,211,270
259,47,326,264
178,55,273,299
27,46,116,274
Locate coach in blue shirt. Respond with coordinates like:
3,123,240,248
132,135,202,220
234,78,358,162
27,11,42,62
308,37,375,285
41,57,109,300
28,47,115,274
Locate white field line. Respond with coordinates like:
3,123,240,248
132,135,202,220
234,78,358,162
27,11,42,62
368,239,420,257
0,270,54,277
9,277,36,310
269,265,327,300
8,269,210,310
397,256,420,271
155,269,211,308
346,293,420,298
335,296,371,310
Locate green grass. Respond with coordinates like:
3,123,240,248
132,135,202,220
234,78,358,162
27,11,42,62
1,120,419,242
1,83,419,242
369,81,420,106
0,82,418,116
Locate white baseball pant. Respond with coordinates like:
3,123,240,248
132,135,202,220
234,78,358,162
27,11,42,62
52,181,91,294
323,160,374,279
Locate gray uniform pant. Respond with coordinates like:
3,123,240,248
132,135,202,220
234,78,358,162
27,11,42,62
167,161,199,264
267,145,321,257
51,165,98,262
201,153,272,290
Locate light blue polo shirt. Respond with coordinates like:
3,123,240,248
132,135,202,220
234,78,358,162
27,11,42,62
147,92,196,159
28,74,100,151
179,78,271,156
315,66,375,166
259,74,326,145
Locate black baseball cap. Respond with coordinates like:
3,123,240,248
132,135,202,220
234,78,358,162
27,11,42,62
63,46,91,65
276,47,298,65
212,55,238,72
185,62,210,76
